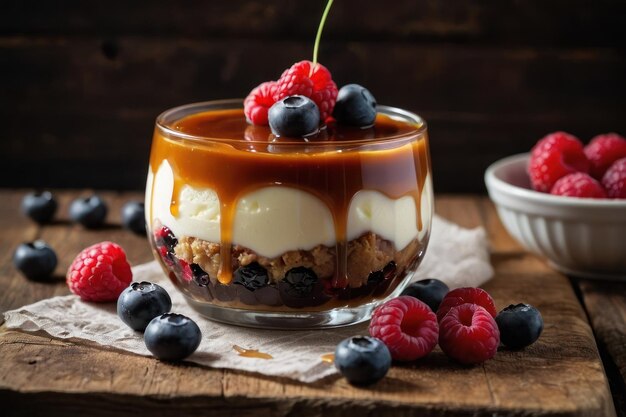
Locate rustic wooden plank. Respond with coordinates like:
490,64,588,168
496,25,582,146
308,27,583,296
2,0,625,47
3,39,622,120
1,38,624,192
0,191,616,416
578,280,626,378
577,279,626,415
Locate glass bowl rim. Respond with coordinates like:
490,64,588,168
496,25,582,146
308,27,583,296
155,99,427,146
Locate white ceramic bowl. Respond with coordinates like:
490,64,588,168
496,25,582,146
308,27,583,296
485,153,626,280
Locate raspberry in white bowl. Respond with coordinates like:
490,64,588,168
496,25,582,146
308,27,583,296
486,153,626,279
528,131,626,199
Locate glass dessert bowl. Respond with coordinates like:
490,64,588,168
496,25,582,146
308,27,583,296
146,99,433,328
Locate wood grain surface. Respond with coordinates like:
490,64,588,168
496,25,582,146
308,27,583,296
577,279,626,414
0,190,618,416
4,0,626,45
2,0,626,192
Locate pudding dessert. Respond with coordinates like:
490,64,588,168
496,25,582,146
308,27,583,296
146,3,432,326
146,100,433,326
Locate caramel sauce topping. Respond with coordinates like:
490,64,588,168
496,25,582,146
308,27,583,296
149,109,430,286
320,353,335,364
232,345,273,360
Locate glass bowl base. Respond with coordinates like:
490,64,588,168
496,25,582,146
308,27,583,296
185,298,371,329
183,281,410,329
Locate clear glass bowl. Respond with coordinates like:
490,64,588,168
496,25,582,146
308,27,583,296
146,99,433,328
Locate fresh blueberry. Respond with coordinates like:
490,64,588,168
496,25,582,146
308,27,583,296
233,263,269,291
117,281,172,331
268,95,320,138
191,263,210,287
367,270,385,286
334,336,391,386
69,195,108,228
401,278,449,312
13,241,58,281
371,262,398,296
121,201,146,235
333,84,377,127
278,266,328,307
21,191,58,224
281,267,317,296
340,262,397,300
144,313,202,361
367,261,397,286
496,303,544,349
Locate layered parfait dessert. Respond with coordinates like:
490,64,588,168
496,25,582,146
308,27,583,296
145,4,432,326
146,98,432,325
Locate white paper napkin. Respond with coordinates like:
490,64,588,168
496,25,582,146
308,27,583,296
4,214,493,383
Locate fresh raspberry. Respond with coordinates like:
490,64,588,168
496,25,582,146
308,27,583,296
154,225,178,268
154,225,177,250
244,81,278,125
274,60,338,121
157,245,175,268
67,242,132,302
154,225,169,240
584,133,626,179
439,303,500,364
177,259,193,282
550,172,607,199
528,132,590,192
602,157,626,198
275,61,314,98
437,287,497,322
309,71,338,122
369,296,439,361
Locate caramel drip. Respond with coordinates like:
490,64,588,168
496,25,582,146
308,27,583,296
148,109,430,285
320,353,335,364
415,132,432,231
218,199,235,284
334,241,348,288
233,345,273,360
170,177,184,218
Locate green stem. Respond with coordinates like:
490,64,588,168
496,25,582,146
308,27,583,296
312,0,334,66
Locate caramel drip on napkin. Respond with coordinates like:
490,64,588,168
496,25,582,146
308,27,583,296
320,353,335,364
233,345,273,360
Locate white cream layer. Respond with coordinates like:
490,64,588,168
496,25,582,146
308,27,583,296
419,171,434,241
146,160,426,258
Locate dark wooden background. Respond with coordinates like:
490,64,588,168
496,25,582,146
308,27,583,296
1,0,625,193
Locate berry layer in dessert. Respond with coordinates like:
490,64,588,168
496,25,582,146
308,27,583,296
146,101,433,313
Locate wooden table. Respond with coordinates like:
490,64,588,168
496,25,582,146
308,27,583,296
1,190,625,417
